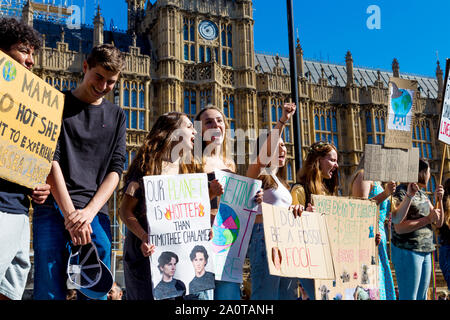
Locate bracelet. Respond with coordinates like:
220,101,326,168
278,119,286,125
406,193,414,199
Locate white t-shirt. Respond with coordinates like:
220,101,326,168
257,174,292,214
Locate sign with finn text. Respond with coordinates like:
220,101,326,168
211,170,262,283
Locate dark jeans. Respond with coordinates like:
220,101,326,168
32,204,111,300
439,244,450,290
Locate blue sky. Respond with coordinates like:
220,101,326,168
65,0,448,78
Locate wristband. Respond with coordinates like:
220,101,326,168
278,119,286,125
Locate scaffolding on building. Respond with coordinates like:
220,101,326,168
0,0,73,24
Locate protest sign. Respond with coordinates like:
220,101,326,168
261,203,335,279
0,50,64,188
384,77,417,149
143,173,214,300
438,59,450,146
211,169,262,283
312,195,379,300
363,144,419,183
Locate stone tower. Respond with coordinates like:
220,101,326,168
126,0,146,34
93,5,104,47
140,0,258,174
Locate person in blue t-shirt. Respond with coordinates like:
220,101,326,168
0,17,51,301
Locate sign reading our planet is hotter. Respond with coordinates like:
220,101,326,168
212,170,262,283
0,50,64,188
144,173,214,300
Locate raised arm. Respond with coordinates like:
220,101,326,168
246,102,296,179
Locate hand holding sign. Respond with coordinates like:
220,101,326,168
289,204,304,218
31,183,51,204
435,184,444,202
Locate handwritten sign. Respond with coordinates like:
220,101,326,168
261,203,335,279
144,173,214,299
211,169,262,283
364,144,419,183
312,195,379,300
0,50,64,188
384,77,417,149
439,60,450,145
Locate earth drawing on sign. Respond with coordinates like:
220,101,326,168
390,82,413,128
212,203,240,253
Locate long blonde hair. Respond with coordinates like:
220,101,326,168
295,141,339,196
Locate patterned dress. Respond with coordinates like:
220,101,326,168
369,181,396,300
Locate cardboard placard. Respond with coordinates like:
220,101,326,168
0,50,64,188
384,77,417,149
363,144,419,183
261,203,335,280
211,169,262,283
438,59,450,145
312,195,379,300
144,173,214,300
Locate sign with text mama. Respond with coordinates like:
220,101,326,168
0,50,64,188
261,203,335,280
144,173,214,300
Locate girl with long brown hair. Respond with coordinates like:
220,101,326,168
119,112,197,300
290,140,340,299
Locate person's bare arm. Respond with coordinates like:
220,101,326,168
247,102,296,179
119,183,154,257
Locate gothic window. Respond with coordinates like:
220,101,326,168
261,99,268,124
124,149,138,171
200,46,205,62
200,89,212,110
184,89,197,121
183,18,196,62
314,108,338,148
287,161,293,182
123,81,146,130
365,109,385,145
221,24,232,67
413,120,433,159
223,93,236,138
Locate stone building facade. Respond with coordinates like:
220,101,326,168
2,0,448,289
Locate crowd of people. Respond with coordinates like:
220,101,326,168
0,17,449,302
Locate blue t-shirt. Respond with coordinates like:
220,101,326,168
0,178,31,215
